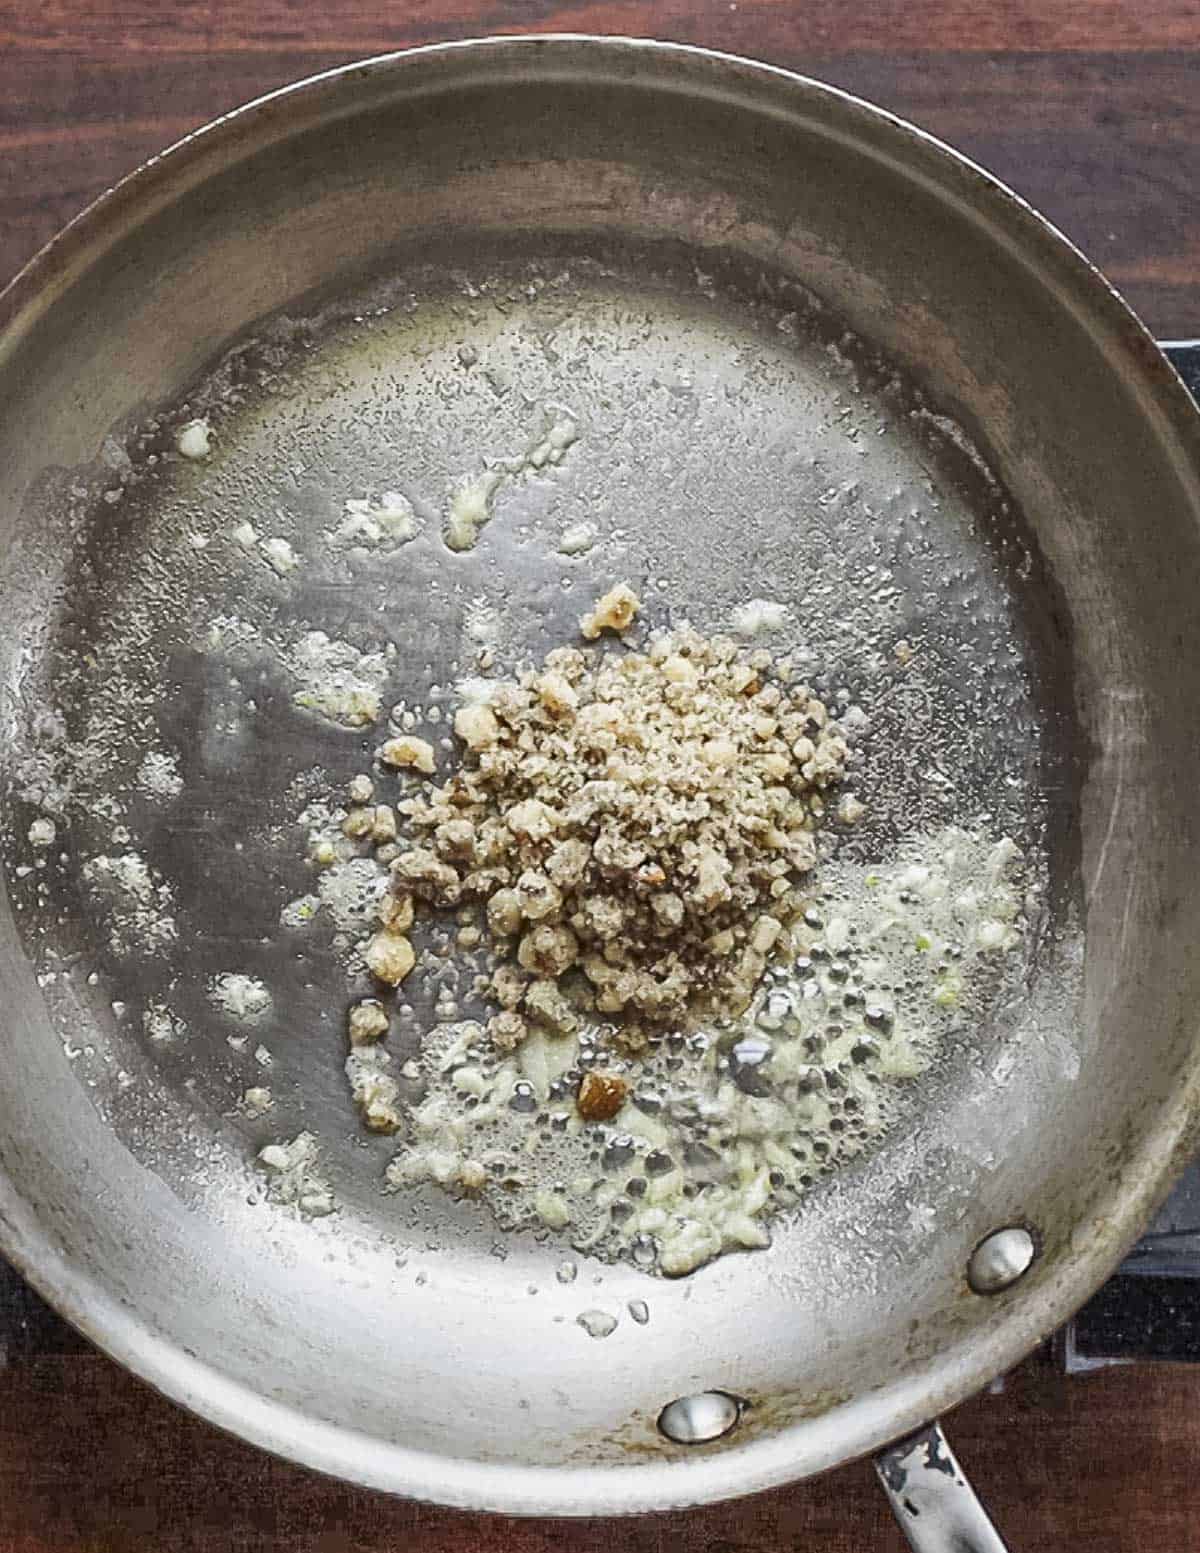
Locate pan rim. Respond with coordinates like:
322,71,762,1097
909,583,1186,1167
3,31,1200,1515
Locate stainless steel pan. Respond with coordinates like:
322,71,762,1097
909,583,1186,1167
2,37,1200,1548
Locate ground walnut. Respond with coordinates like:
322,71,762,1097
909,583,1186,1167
352,589,850,1061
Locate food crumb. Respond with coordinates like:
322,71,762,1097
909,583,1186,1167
27,817,56,848
257,1132,336,1217
577,1070,630,1122
730,598,790,636
143,1002,185,1042
444,469,504,553
137,750,184,800
576,1309,619,1339
208,973,272,1022
348,998,390,1045
579,582,641,639
176,418,212,460
379,735,436,774
558,521,597,557
260,536,301,576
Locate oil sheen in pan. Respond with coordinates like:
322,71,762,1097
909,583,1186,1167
1,246,1077,1263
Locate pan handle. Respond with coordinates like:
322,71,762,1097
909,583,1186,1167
874,1422,1009,1553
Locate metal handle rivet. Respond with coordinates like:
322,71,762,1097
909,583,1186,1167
657,1390,743,1445
967,1225,1036,1294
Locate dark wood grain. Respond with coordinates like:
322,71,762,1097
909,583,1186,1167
3,5,1200,332
0,1346,1198,1552
3,4,1200,1549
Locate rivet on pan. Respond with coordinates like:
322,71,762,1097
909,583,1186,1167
657,1391,743,1445
967,1226,1036,1295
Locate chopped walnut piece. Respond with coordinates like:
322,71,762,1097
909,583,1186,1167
348,774,375,804
536,670,579,714
517,922,579,977
454,704,500,750
370,804,398,844
487,889,523,937
378,891,414,933
347,998,389,1045
523,978,577,1035
434,817,476,859
379,735,436,773
491,964,529,1009
515,869,562,921
579,582,641,640
489,1010,528,1050
363,931,415,985
576,1070,630,1122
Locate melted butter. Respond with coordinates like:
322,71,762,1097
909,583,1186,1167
384,825,1032,1276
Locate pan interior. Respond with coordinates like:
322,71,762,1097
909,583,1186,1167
0,239,1080,1459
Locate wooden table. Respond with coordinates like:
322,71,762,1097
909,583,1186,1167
2,4,1200,1548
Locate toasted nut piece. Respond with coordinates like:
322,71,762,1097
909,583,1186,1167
492,964,529,1009
434,817,476,859
363,931,416,985
579,582,640,640
487,888,523,937
536,671,579,714
517,923,579,977
523,978,577,1035
489,1010,528,1050
454,704,500,750
342,806,374,838
378,891,414,933
577,1070,630,1122
370,804,398,844
379,735,436,774
347,998,389,1046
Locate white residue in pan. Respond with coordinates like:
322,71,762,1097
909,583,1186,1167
175,418,212,460
259,536,301,576
288,631,391,729
443,406,579,552
207,973,272,1022
143,1002,186,1042
730,598,790,636
27,817,56,847
558,521,598,556
315,856,390,940
328,491,420,550
444,469,505,553
136,750,184,800
256,1131,336,1217
279,893,321,929
81,852,178,957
